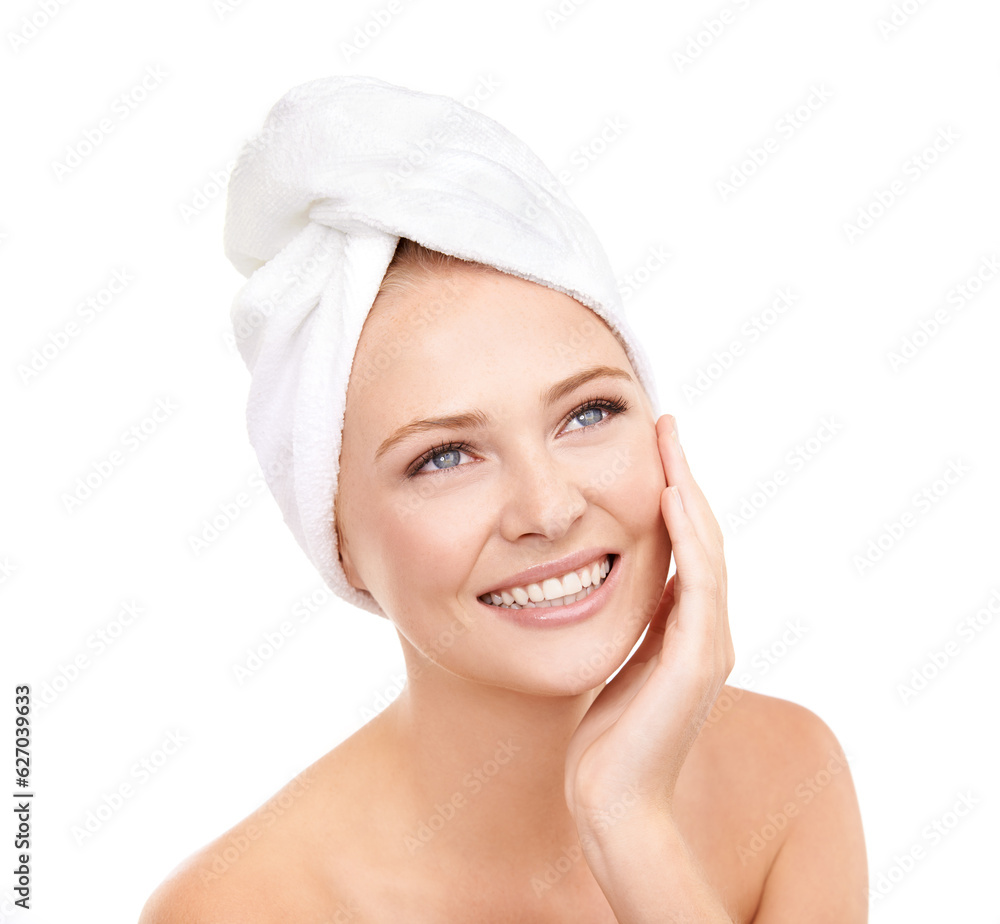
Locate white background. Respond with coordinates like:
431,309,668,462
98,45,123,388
2,0,998,920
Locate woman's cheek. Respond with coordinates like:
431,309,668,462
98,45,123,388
600,428,672,569
592,426,665,517
378,485,482,604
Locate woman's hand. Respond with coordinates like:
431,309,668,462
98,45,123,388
564,413,735,841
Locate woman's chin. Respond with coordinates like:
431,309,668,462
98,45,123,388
463,624,644,697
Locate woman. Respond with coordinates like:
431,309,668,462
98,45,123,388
141,77,867,922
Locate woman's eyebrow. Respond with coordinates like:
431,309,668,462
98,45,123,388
374,364,635,462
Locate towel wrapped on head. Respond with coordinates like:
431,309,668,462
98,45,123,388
223,74,660,618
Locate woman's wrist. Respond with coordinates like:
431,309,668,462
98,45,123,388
575,793,677,863
576,803,735,924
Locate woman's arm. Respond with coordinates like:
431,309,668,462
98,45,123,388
742,708,868,923
564,413,737,921
576,709,868,923
579,807,739,923
564,416,866,922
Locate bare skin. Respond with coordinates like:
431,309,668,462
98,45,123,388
139,689,866,923
140,265,867,922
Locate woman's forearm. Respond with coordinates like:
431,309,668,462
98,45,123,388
581,808,736,924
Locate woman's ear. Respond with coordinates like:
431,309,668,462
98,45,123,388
339,546,368,593
335,514,368,593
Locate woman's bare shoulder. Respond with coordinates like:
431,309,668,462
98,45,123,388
687,685,867,922
694,684,854,803
709,684,846,748
136,710,401,924
137,852,268,924
137,746,362,923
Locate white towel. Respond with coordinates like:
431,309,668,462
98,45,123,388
224,74,660,617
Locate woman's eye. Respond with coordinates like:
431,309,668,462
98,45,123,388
415,447,469,474
409,397,626,476
564,405,609,432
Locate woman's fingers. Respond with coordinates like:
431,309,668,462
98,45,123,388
656,415,725,565
656,415,729,635
618,415,733,680
567,419,736,823
659,483,717,634
629,573,676,665
627,481,716,674
653,416,734,677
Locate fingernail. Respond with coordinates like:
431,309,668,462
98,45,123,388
672,485,684,513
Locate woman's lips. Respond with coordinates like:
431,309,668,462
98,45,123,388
478,553,611,608
477,554,620,628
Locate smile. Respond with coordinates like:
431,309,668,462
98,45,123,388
478,554,615,609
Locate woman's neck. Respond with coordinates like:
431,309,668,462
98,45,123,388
371,656,603,870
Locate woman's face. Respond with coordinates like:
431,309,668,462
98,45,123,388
337,263,671,694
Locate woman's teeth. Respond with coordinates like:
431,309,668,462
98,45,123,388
479,555,613,609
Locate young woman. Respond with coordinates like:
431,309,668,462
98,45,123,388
141,241,866,923
141,76,867,922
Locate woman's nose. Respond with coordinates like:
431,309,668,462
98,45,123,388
497,451,587,543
